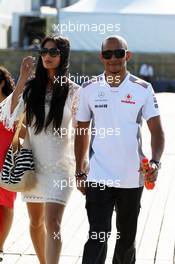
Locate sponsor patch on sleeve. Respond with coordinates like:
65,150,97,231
129,75,149,89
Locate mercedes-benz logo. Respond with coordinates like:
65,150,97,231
98,91,105,98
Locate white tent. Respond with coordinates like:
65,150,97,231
0,0,31,48
59,0,175,52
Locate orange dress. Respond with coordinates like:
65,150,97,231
0,122,16,208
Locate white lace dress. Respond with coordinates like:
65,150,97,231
0,82,80,205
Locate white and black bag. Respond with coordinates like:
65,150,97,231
0,116,36,192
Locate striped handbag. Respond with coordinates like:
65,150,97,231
0,116,36,192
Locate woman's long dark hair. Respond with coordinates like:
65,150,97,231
24,35,70,134
0,66,14,97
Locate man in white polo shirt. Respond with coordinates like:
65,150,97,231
75,36,165,264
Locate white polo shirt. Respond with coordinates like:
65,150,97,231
76,73,160,188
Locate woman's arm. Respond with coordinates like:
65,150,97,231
11,56,34,113
70,83,80,128
0,57,34,129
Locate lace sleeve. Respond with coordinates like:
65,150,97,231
69,82,89,168
69,82,80,128
0,92,25,130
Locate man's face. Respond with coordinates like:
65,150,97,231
100,39,130,74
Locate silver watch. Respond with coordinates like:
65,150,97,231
149,159,161,170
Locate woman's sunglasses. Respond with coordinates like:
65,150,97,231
39,48,61,57
102,49,127,60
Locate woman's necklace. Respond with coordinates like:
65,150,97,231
45,79,54,104
47,78,54,92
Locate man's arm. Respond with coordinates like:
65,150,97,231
147,115,165,161
74,121,90,195
146,115,165,182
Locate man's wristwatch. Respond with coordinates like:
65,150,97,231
75,171,87,179
149,159,161,170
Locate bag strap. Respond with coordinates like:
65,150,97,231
12,113,25,150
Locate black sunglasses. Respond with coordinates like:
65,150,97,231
39,48,61,57
102,49,127,59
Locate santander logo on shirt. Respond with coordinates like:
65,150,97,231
121,94,136,104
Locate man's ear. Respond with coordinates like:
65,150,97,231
126,51,132,61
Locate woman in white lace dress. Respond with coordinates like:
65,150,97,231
0,36,79,264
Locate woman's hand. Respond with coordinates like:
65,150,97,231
11,57,35,114
19,56,35,82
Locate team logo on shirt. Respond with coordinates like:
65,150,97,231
98,91,105,98
95,91,108,102
152,94,159,108
121,94,136,104
94,104,108,108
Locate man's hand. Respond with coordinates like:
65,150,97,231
74,121,90,195
144,163,159,183
76,160,89,195
139,158,160,190
76,175,87,195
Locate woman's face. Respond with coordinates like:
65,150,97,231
41,40,61,70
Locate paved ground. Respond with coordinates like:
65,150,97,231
2,93,175,264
